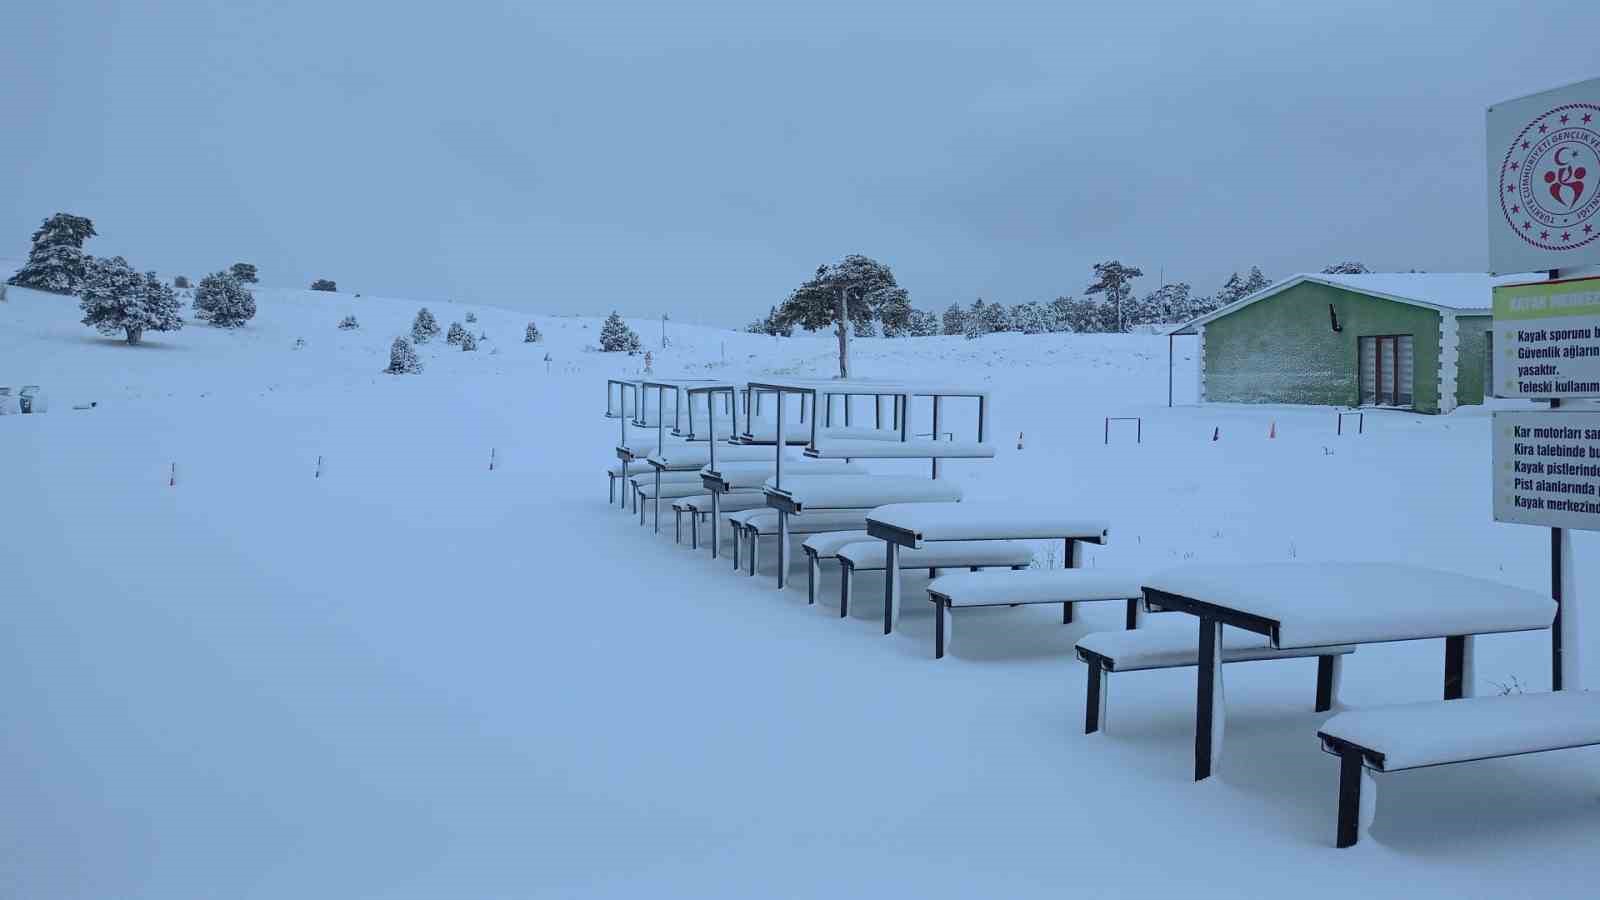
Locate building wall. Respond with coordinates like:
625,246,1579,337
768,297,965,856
1455,315,1492,407
1202,282,1445,412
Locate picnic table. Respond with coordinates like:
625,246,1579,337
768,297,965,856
1140,562,1556,781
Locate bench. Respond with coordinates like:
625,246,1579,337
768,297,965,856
762,476,966,590
804,438,996,460
672,493,766,547
837,540,1035,622
1316,691,1600,847
926,569,1146,659
1076,626,1355,736
801,531,872,605
738,510,873,577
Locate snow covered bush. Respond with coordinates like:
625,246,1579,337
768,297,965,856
464,311,477,323
524,321,542,343
9,213,97,294
173,275,190,289
338,315,359,330
311,279,338,292
446,321,466,346
411,307,439,343
461,330,478,351
599,312,641,352
906,308,940,337
229,262,258,284
193,271,257,327
942,302,966,336
384,337,422,374
78,257,184,345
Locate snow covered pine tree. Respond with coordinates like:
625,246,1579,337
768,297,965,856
193,271,257,327
9,213,97,294
524,321,542,343
338,315,359,330
446,321,466,345
412,307,440,343
385,337,422,374
465,311,477,323
599,312,641,352
229,262,258,284
311,279,338,291
78,257,184,345
461,330,478,351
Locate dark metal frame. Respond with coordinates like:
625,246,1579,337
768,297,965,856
1335,411,1365,435
1104,417,1142,445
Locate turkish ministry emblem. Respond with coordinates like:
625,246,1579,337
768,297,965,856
1498,103,1600,252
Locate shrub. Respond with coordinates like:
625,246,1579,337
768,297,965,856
338,315,359,330
384,337,422,374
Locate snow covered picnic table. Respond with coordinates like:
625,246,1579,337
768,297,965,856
761,477,965,590
863,502,1112,634
1138,562,1557,782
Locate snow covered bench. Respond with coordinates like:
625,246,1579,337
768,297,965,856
865,502,1112,634
1317,692,1600,847
926,569,1145,660
801,531,872,605
837,540,1035,623
762,476,966,589
672,493,766,548
734,510,873,577
1076,626,1354,735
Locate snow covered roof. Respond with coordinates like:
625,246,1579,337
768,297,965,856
1169,272,1542,335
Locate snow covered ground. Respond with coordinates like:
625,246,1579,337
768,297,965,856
2,277,1596,898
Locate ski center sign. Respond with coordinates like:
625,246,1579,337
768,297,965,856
1487,77,1600,274
1493,409,1600,531
1492,275,1600,398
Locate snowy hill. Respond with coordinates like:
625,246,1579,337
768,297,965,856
2,275,1595,898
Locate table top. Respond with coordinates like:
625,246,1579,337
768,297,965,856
1143,562,1555,648
865,502,1111,547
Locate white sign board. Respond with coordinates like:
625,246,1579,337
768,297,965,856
1493,410,1600,530
1486,77,1600,275
1492,275,1600,398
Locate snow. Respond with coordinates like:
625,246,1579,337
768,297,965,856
927,569,1145,606
1143,562,1555,648
807,437,996,458
1078,622,1356,672
837,539,1035,570
766,474,965,508
743,509,874,536
1307,272,1534,311
1318,692,1600,770
2,276,1598,897
868,502,1112,545
705,459,865,489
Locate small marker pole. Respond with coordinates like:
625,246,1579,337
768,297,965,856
1017,431,1024,450
1211,426,1219,441
1269,421,1276,439
489,447,497,471
315,455,323,478
169,462,176,486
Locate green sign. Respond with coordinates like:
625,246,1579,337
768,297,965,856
1492,275,1600,398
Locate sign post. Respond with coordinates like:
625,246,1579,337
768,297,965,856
1488,77,1600,693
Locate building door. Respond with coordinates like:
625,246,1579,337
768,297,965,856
1359,335,1414,407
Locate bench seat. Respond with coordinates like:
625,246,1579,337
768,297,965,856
867,502,1110,547
1317,692,1600,847
669,492,763,547
648,445,773,470
765,475,964,512
723,510,872,576
923,569,1146,658
1074,624,1355,735
800,531,873,605
708,460,866,490
835,541,1035,624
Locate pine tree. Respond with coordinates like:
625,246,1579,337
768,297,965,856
1321,261,1369,275
1010,301,1047,334
311,278,338,291
338,315,359,330
447,321,466,345
9,213,97,294
774,256,902,377
906,308,940,336
412,307,440,343
942,302,967,336
229,262,258,284
385,337,422,374
1085,261,1144,333
1046,297,1076,333
1214,266,1272,309
465,311,477,323
524,321,542,343
173,275,190,289
599,311,641,352
193,271,257,327
78,258,184,345
964,300,989,339
461,330,478,351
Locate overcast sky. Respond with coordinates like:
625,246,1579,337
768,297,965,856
4,1,1596,324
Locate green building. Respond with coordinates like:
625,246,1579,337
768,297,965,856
1171,273,1526,414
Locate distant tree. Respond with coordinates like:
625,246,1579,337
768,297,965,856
906,308,940,336
412,307,440,343
78,257,184,345
963,299,990,339
856,318,878,338
1321,261,1370,275
9,213,97,294
746,305,792,337
524,321,542,343
875,287,913,337
1046,297,1076,333
975,298,1010,334
775,255,903,378
311,278,337,292
173,275,190,289
465,311,477,323
229,262,258,284
193,271,256,327
461,330,478,351
1214,266,1272,308
446,321,467,346
942,302,967,336
599,311,641,352
385,337,422,374
1010,301,1048,334
338,315,359,330
1136,282,1195,325
1085,261,1144,333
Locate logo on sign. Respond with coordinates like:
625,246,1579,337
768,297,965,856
1497,102,1600,253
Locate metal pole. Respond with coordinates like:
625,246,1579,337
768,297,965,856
776,389,787,588
1168,334,1174,407
932,396,943,479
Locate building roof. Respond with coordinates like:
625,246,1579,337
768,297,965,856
1169,272,1541,335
